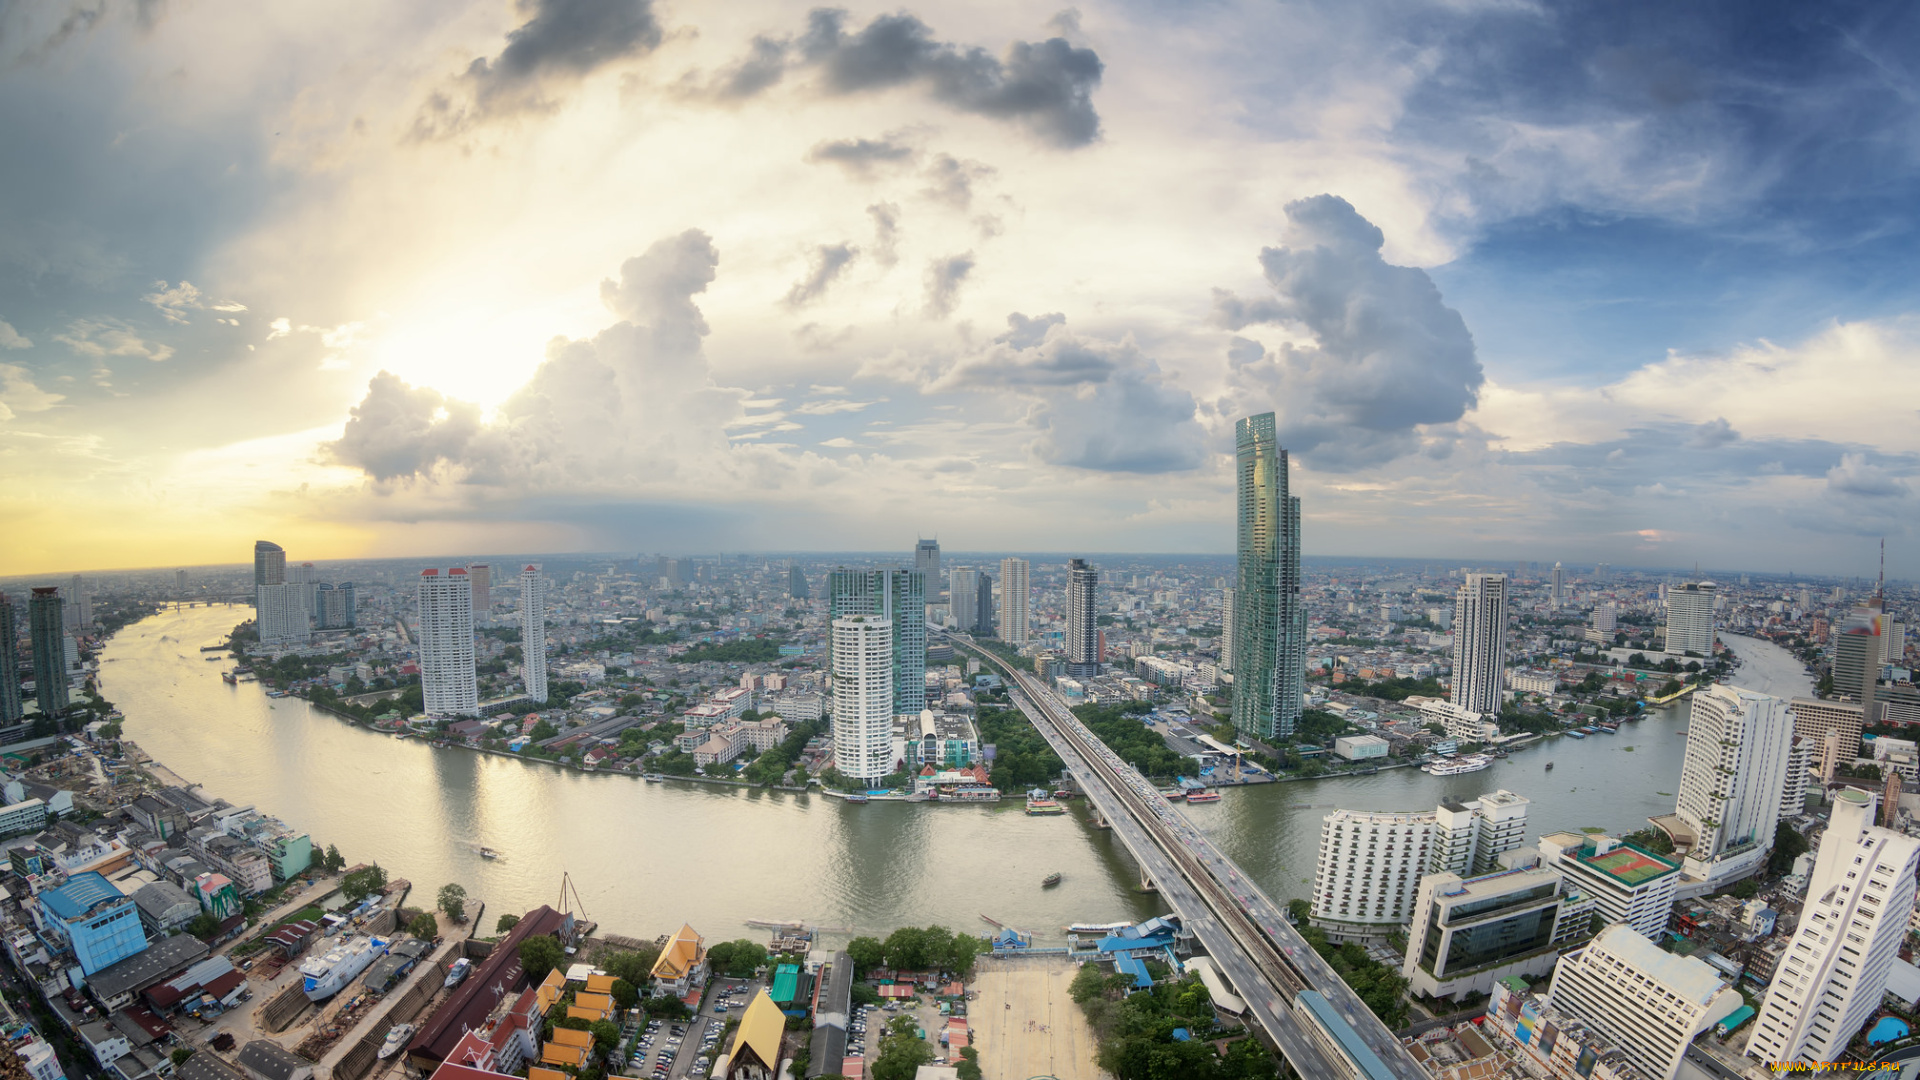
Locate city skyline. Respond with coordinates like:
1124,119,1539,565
2,3,1918,577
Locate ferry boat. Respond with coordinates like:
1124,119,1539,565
1160,788,1186,801
443,958,471,989
1052,789,1076,799
378,1024,414,1059
1423,754,1494,777
222,671,238,685
844,794,869,805
300,935,389,1001
1065,920,1135,935
1564,730,1587,739
644,774,665,782
1042,872,1062,887
1184,790,1222,804
1024,789,1065,815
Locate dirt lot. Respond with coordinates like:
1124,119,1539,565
971,956,1108,1080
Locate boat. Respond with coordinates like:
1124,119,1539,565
844,794,869,805
1184,790,1222,804
378,1024,414,1059
1545,762,1555,771
1025,789,1065,815
300,935,389,1001
644,774,665,783
222,671,238,685
1042,872,1062,887
1564,730,1587,740
476,847,501,860
443,958,471,989
1065,921,1135,935
1052,789,1076,799
1424,754,1494,777
1160,788,1186,801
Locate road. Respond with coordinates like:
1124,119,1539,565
959,638,1425,1080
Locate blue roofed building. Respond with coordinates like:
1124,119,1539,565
35,872,148,976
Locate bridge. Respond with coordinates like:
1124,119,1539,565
956,637,1427,1080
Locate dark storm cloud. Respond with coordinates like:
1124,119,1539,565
1215,194,1483,471
414,0,662,137
805,135,917,177
694,8,1105,147
922,252,974,318
783,242,858,308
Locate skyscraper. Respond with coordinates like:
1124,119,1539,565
1748,788,1920,1066
828,569,925,715
1549,924,1741,1080
67,574,91,628
416,568,478,718
1219,588,1234,673
175,569,189,596
1449,574,1508,715
287,563,319,624
972,572,995,636
253,541,285,605
949,568,978,632
1549,562,1565,606
914,539,940,597
1065,558,1100,678
316,582,356,629
1672,685,1793,887
255,584,311,647
0,594,22,723
1664,580,1716,656
29,588,67,715
997,558,1029,645
520,564,548,704
1230,412,1304,741
832,616,895,782
1833,605,1886,725
787,566,808,600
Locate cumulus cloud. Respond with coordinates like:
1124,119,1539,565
1826,453,1909,498
805,135,917,177
54,318,174,362
923,253,975,318
0,320,31,350
326,371,483,482
1214,194,1483,470
414,0,662,138
920,153,994,209
867,202,902,266
995,312,1065,350
783,243,859,308
694,9,1105,147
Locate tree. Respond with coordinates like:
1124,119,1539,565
308,848,326,871
706,939,767,979
520,935,564,982
602,948,660,986
324,845,346,872
438,883,468,923
1287,899,1312,928
409,912,440,939
186,913,221,940
340,864,389,902
1768,818,1811,877
170,1049,195,1067
868,1028,934,1080
610,978,639,1010
588,1019,620,1052
496,913,521,934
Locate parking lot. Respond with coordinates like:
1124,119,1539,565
971,956,1102,1080
623,978,760,1079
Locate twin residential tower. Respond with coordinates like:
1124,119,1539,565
1230,412,1305,741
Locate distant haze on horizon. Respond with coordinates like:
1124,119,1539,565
2,1,1916,578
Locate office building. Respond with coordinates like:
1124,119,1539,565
254,583,310,648
28,588,67,715
1663,581,1715,657
832,616,894,782
1538,833,1679,940
1667,685,1793,889
416,568,478,718
949,568,978,632
787,566,807,600
316,582,356,629
518,565,548,704
1311,791,1530,942
914,539,940,597
1402,866,1595,1002
1231,411,1304,741
1550,562,1566,606
1833,607,1886,725
66,575,90,629
1788,697,1865,762
1065,558,1100,678
286,562,319,621
36,872,149,976
997,558,1029,645
175,569,188,596
828,569,925,715
465,563,491,619
252,540,285,610
971,571,994,635
1748,788,1920,1066
1548,924,1740,1080
0,594,21,723
1450,574,1508,714
1591,602,1616,634
1219,588,1234,672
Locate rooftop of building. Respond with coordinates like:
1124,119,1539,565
40,871,125,919
89,933,210,1000
1586,923,1729,1006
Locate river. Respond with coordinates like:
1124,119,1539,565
101,607,1814,945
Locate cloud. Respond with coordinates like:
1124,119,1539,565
995,312,1065,350
805,135,917,178
923,253,975,318
54,318,174,362
867,202,902,267
698,9,1105,147
1826,453,1909,499
920,153,994,209
141,280,246,324
1688,417,1739,448
0,363,65,421
782,243,859,308
415,0,663,137
324,370,484,482
795,398,877,415
0,320,31,350
1214,194,1483,470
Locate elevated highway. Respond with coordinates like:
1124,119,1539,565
960,638,1425,1080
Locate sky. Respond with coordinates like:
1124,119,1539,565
2,0,1917,577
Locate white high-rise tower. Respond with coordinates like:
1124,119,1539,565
520,564,548,704
417,567,478,718
832,616,895,782
1450,574,1508,715
997,557,1029,644
1671,685,1793,888
1665,581,1716,656
1549,562,1566,606
1748,788,1920,1066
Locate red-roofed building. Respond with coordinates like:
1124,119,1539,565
406,907,569,1072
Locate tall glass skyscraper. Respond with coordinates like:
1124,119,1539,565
828,568,926,715
29,587,69,715
0,594,22,723
1065,558,1100,677
1231,413,1303,741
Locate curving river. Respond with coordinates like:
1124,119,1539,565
101,607,1808,944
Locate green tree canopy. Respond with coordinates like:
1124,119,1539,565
519,935,564,982
408,912,440,939
437,883,468,922
496,913,521,934
340,864,389,902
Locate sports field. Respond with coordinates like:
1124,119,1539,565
971,956,1109,1080
1590,846,1673,884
